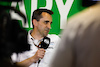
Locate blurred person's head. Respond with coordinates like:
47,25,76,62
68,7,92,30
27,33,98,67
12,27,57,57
50,0,100,67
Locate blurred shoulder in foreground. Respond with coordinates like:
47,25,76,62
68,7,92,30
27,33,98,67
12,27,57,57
50,2,100,67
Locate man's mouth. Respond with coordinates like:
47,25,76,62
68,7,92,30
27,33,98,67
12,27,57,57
45,28,50,32
45,30,49,32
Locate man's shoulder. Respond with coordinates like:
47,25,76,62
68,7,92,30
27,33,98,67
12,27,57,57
27,30,33,38
47,34,60,42
47,34,60,39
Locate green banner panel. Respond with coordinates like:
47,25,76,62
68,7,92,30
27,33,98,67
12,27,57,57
0,0,85,35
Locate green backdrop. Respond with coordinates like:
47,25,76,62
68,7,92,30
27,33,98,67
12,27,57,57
0,0,85,35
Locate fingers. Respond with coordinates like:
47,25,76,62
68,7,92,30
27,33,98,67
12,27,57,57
35,48,46,59
39,48,45,52
38,49,45,59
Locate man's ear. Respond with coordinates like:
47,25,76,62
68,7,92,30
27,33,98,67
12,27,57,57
32,19,38,27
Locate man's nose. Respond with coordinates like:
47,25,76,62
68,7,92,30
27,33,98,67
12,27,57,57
47,23,51,29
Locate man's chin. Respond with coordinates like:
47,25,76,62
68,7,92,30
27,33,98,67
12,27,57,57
43,33,48,37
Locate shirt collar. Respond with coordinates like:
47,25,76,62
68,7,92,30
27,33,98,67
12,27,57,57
28,30,43,46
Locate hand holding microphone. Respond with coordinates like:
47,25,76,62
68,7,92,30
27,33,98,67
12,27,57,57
34,37,50,63
38,37,50,63
33,48,45,62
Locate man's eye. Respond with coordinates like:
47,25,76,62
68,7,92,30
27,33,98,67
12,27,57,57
44,21,49,24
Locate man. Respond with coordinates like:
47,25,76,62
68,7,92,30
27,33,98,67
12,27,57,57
50,1,100,67
12,9,60,67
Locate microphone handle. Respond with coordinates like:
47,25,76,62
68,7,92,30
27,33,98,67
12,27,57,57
38,58,41,64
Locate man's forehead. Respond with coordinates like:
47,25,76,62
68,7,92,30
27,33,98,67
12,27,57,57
40,13,52,19
41,12,51,16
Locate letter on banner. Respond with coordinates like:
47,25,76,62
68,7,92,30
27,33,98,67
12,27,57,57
39,0,53,10
55,0,74,29
10,2,29,28
30,0,38,28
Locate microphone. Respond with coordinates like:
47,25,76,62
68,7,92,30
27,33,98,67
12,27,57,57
38,37,50,64
39,37,50,49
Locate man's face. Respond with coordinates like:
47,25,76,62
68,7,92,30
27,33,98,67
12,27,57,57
36,12,52,37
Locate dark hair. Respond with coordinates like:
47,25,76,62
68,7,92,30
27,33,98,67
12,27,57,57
32,9,53,28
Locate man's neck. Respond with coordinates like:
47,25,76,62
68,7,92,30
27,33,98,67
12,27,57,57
31,30,43,40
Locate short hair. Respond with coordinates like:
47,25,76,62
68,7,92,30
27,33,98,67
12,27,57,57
32,9,53,28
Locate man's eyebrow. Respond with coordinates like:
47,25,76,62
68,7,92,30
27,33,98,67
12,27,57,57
45,21,49,22
44,21,52,24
